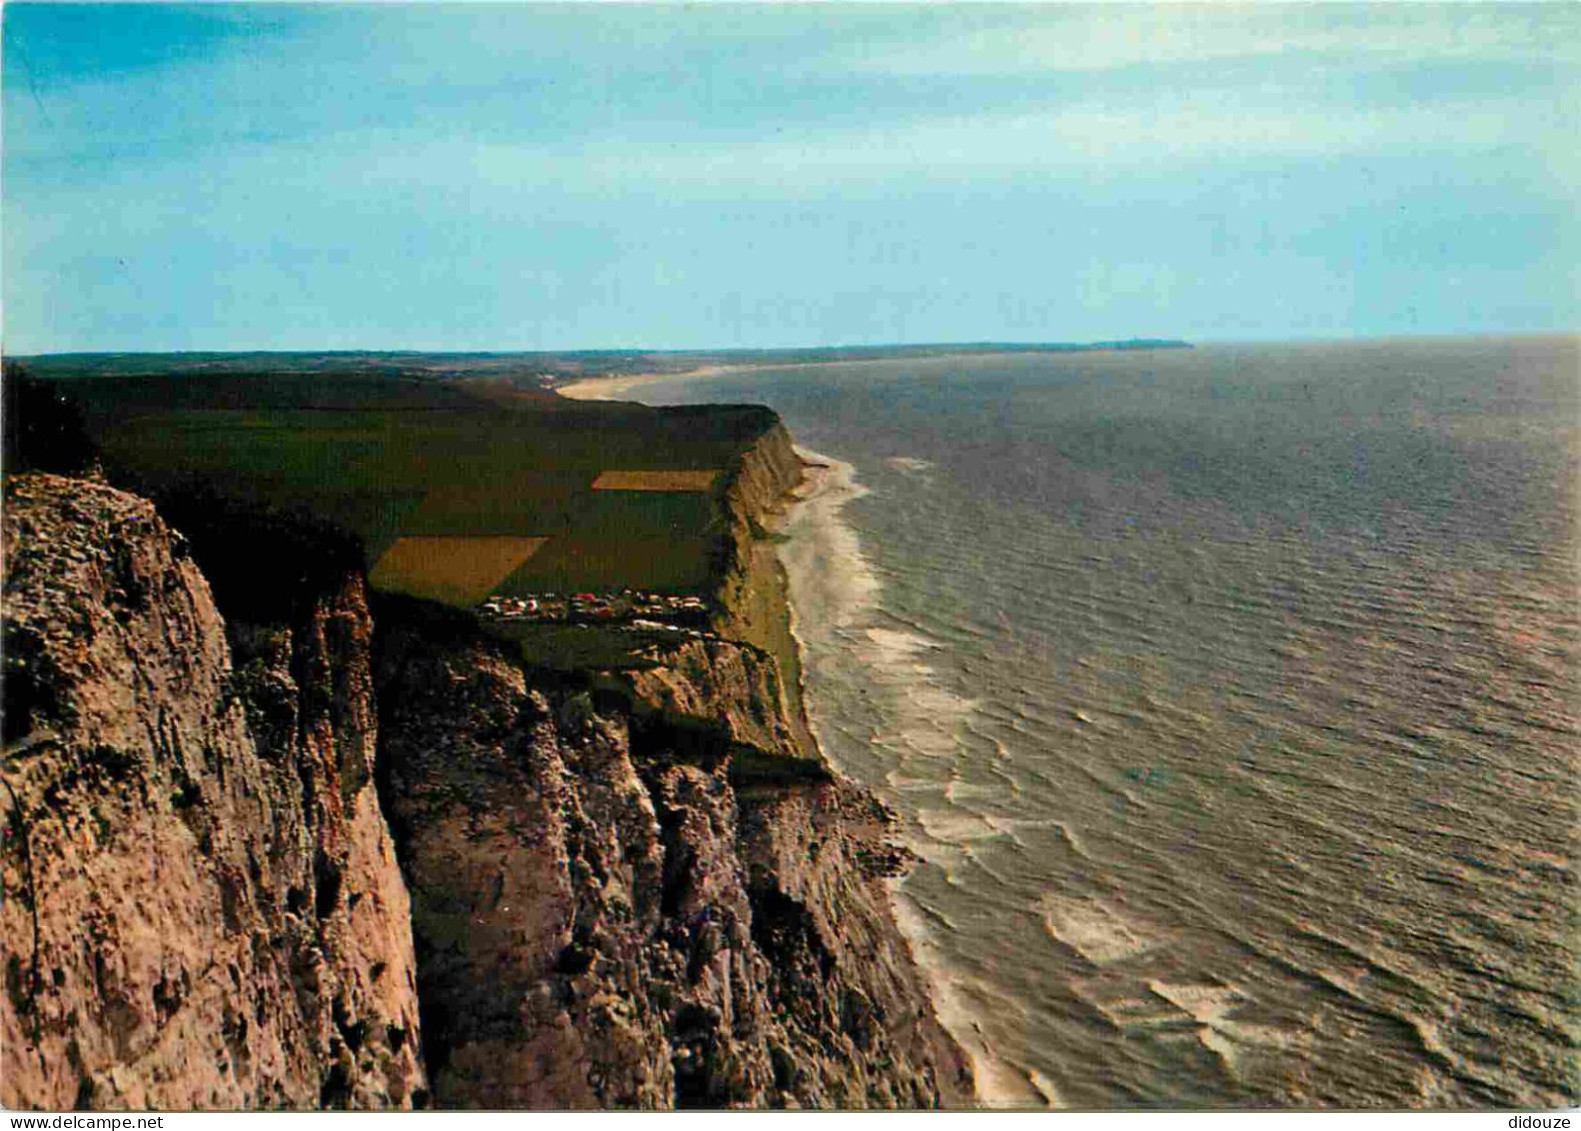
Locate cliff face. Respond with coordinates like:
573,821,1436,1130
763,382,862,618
1,475,424,1110
374,619,971,1108
1,420,972,1111
366,420,970,1108
711,424,802,642
707,423,818,754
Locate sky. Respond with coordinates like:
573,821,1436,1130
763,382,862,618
2,2,1577,353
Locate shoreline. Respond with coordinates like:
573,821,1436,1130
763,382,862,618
775,444,1020,1110
769,445,870,776
554,347,1163,403
556,364,739,402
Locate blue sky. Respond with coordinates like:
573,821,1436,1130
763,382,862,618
3,2,1577,352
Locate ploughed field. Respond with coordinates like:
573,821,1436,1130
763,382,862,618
36,366,774,625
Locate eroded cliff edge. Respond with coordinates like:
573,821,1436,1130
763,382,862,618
1,423,973,1109
1,475,424,1109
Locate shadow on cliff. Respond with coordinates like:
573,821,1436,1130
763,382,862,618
2,363,99,477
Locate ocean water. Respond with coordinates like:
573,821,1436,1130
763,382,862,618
639,337,1580,1109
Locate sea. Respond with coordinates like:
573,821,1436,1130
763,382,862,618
636,336,1579,1109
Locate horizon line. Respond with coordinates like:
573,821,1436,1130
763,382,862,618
8,329,1579,361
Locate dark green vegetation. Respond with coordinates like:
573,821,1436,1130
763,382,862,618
2,361,99,476
6,360,778,611
489,622,675,673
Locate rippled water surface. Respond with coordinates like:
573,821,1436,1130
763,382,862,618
642,338,1579,1108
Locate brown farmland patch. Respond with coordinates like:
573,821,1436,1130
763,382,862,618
591,469,720,492
404,474,586,536
369,535,549,605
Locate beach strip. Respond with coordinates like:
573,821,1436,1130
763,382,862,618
555,349,1098,403
555,365,733,402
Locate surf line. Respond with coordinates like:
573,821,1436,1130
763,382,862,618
775,446,1037,1108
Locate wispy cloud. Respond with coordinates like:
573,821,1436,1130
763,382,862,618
849,5,1581,78
457,84,1568,196
4,3,1575,350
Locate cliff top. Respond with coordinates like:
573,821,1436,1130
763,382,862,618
6,364,784,619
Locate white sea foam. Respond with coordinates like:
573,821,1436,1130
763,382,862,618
1041,894,1159,966
945,779,1002,805
917,808,1002,844
1145,980,1301,1077
1148,981,1246,1024
888,886,1046,1109
860,625,940,663
776,446,1007,1106
782,449,980,770
851,623,980,758
776,449,877,633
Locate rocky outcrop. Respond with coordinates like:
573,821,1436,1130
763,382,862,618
1,475,424,1110
373,615,972,1109
625,635,804,763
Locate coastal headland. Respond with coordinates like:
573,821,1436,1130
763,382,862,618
0,353,980,1109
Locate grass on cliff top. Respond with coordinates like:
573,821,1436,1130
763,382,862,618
37,366,778,608
489,622,674,672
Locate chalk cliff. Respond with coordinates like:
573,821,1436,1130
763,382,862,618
0,422,972,1110
1,474,424,1109
374,612,968,1108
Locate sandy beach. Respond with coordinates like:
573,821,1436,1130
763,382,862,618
555,365,736,402
555,350,1085,403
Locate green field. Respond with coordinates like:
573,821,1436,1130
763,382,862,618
44,368,775,607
